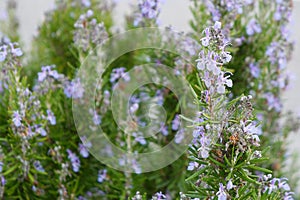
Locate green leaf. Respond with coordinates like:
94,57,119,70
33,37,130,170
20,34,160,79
237,170,261,185
185,166,209,182
3,164,18,176
208,156,226,168
246,165,272,174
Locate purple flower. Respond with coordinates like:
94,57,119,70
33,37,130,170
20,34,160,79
79,143,89,158
264,93,282,112
36,126,47,136
234,37,245,46
249,62,260,78
133,132,147,145
67,149,80,172
9,43,23,57
284,192,294,200
160,123,168,136
97,169,107,183
134,0,162,26
129,103,139,114
192,125,204,140
0,43,22,62
216,74,233,94
220,51,232,63
89,109,101,125
1,176,5,186
198,131,211,159
203,71,213,88
246,19,262,36
278,178,291,191
216,183,227,200
201,28,210,47
12,111,22,127
47,109,56,125
79,136,92,158
33,161,45,172
81,0,91,7
187,162,199,171
38,65,62,82
172,114,180,131
214,21,222,29
266,42,279,64
174,129,184,144
0,162,3,172
226,179,234,190
110,67,130,84
27,126,35,137
267,178,279,194
64,78,84,99
132,158,142,174
204,1,221,21
153,191,166,200
0,45,7,62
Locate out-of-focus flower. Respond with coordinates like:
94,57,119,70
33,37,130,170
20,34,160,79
74,10,108,51
64,78,84,99
187,161,199,171
152,191,166,200
249,62,260,78
81,0,91,8
110,67,130,84
38,65,62,82
67,149,80,172
216,183,227,200
134,0,163,26
46,109,56,125
171,114,180,131
33,160,45,172
246,19,262,36
12,111,22,127
97,169,108,183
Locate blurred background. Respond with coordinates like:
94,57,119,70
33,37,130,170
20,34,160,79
1,0,300,190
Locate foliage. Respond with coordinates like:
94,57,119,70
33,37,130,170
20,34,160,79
0,0,299,199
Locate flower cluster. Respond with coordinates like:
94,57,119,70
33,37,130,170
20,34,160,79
74,9,108,52
34,65,66,94
0,42,22,62
133,0,162,26
191,1,298,194
196,22,232,95
259,174,294,199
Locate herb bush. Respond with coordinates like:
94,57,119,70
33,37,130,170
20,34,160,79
0,0,299,199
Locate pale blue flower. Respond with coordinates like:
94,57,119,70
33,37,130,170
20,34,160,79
33,161,45,172
79,143,89,158
216,183,227,200
226,179,234,190
81,0,91,7
67,149,80,172
97,169,107,183
0,46,7,62
0,162,3,172
12,111,22,127
36,126,47,136
249,62,260,78
64,78,84,99
174,129,184,144
246,19,262,36
187,162,199,171
153,191,166,200
172,114,180,131
47,109,56,125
